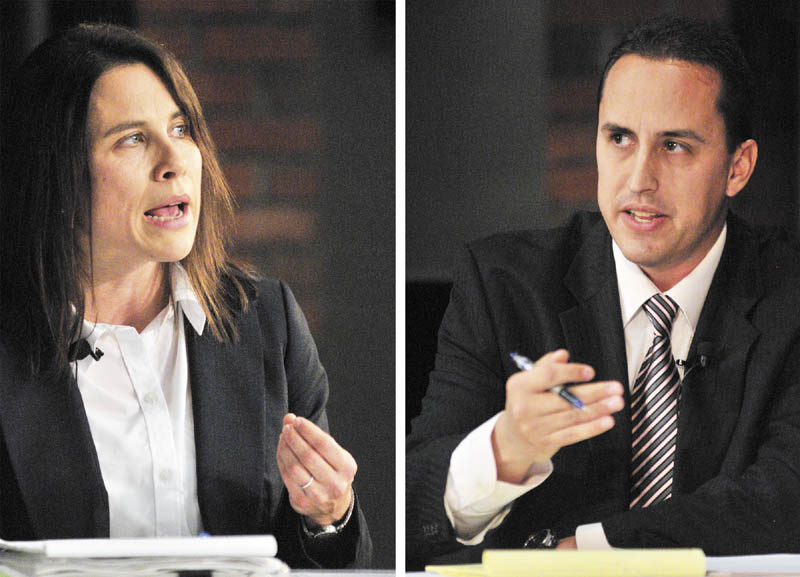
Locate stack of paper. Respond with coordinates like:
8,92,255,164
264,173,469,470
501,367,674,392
0,535,287,576
427,549,706,577
426,549,800,577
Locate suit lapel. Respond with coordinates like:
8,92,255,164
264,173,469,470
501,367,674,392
0,351,108,538
186,307,267,535
674,214,761,492
560,219,631,509
559,214,763,501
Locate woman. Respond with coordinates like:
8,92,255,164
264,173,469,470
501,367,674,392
0,23,370,568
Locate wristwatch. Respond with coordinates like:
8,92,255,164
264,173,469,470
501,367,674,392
300,489,355,539
523,528,558,549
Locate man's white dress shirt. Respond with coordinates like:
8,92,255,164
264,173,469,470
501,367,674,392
444,225,727,547
74,264,206,537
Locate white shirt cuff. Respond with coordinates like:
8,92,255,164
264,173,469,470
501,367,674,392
444,412,553,544
575,522,613,549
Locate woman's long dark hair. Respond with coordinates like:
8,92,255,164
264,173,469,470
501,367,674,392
0,23,254,380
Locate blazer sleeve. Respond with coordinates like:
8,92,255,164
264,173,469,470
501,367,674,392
406,246,509,567
256,280,372,568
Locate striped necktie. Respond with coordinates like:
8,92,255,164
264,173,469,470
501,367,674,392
629,293,682,509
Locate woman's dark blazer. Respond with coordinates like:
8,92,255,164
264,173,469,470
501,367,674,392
0,277,371,568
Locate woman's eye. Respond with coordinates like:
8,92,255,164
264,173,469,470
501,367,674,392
121,133,144,146
172,124,188,137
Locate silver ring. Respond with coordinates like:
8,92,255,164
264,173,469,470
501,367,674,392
300,477,314,490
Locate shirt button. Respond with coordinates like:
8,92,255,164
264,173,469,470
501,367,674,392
159,469,173,482
143,392,156,405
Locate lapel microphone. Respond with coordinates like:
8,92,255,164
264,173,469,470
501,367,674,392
69,339,104,362
696,342,713,369
676,341,713,377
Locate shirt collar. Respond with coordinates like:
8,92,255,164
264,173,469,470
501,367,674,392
79,263,206,350
613,223,727,331
170,262,206,337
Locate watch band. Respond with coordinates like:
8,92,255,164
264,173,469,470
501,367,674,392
301,488,355,539
523,528,558,549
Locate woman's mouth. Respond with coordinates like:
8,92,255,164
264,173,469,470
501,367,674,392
144,202,186,222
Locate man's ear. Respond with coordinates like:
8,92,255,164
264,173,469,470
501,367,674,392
725,138,758,199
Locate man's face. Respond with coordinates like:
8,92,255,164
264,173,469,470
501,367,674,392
596,54,751,290
87,63,202,278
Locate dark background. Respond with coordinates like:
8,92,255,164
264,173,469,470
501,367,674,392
406,0,800,433
1,0,395,568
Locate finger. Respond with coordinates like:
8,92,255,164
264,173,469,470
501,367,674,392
281,426,350,517
277,431,314,490
508,387,623,451
282,439,328,505
276,436,316,514
283,423,335,478
534,393,624,436
508,361,596,394
534,349,570,365
283,423,353,502
292,417,358,478
283,412,298,427
526,380,624,416
545,413,617,448
284,423,355,506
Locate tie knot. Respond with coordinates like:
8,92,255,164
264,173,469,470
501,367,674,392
643,294,678,338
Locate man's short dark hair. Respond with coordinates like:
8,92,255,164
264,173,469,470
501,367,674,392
597,15,755,153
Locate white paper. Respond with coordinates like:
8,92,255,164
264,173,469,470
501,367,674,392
0,535,277,558
1,554,288,576
706,554,800,574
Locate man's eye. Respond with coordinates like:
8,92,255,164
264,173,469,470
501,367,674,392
665,140,687,152
611,133,630,146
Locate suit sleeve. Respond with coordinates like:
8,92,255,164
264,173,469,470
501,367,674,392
406,246,508,567
602,329,800,554
261,281,372,568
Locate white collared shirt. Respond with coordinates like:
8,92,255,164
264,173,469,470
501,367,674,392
74,264,207,537
444,224,727,546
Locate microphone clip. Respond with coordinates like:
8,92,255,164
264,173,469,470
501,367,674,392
69,339,104,362
677,342,713,378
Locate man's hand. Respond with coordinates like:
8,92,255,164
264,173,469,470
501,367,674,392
556,536,578,549
277,413,356,528
492,349,624,483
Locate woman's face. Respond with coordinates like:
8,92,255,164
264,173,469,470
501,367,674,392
86,63,202,278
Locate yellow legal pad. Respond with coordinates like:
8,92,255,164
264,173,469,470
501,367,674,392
426,549,706,577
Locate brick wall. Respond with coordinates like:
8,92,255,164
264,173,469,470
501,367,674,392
544,0,727,206
137,0,323,331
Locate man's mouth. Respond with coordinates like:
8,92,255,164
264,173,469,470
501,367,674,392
144,202,187,222
626,209,662,224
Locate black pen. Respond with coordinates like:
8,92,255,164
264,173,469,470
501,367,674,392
509,352,585,410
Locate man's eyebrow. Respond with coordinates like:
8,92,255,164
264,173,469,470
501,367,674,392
101,111,185,139
660,129,707,143
599,123,707,143
600,123,633,135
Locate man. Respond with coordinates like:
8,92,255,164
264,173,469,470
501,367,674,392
407,15,800,567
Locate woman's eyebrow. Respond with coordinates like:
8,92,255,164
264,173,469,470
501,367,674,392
101,111,184,139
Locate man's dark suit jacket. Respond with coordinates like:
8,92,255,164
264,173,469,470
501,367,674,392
0,277,371,569
407,211,800,568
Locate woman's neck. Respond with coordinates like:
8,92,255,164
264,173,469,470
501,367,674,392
84,261,169,332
